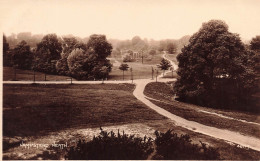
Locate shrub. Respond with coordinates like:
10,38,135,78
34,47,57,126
123,55,135,62
65,128,154,160
65,128,220,160
153,130,220,160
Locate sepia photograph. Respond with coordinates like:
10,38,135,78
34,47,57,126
1,0,260,160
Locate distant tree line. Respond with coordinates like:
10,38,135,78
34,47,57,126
109,35,190,58
3,34,112,80
174,20,259,111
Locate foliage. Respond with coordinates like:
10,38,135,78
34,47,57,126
123,55,135,62
250,35,260,52
55,52,70,75
167,42,177,54
3,35,11,66
174,20,258,108
67,47,112,80
86,34,112,60
65,128,154,160
119,63,129,71
61,37,79,54
33,34,62,74
56,37,85,75
119,63,129,80
149,49,157,56
67,48,92,80
250,36,260,75
65,128,220,160
153,130,220,160
11,40,33,70
157,58,172,72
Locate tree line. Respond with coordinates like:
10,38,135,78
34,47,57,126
3,34,112,80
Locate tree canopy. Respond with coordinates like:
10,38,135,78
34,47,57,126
250,35,260,52
157,58,172,72
12,40,33,69
119,63,129,80
86,34,112,60
34,34,62,73
174,20,258,108
3,35,11,66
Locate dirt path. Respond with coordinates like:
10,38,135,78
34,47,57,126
132,53,260,152
3,53,260,152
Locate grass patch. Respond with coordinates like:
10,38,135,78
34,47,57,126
3,83,166,137
3,67,75,81
144,82,260,138
109,62,162,80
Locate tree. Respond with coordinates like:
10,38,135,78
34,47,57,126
149,49,156,57
61,37,79,54
250,36,260,73
174,20,258,108
86,34,112,60
3,35,11,66
167,42,177,54
119,63,129,80
250,36,260,52
56,37,86,75
67,48,90,80
34,34,62,74
157,58,172,75
123,55,134,62
12,40,33,69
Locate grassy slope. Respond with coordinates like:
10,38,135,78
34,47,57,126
109,62,162,80
3,84,166,137
3,67,76,81
144,82,260,138
108,53,164,80
144,120,260,160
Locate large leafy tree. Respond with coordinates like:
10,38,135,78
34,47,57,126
67,48,91,79
86,34,112,60
66,34,112,80
56,37,85,75
34,34,62,73
249,36,260,74
12,40,33,69
174,20,257,107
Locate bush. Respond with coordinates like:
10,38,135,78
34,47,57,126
65,128,220,160
123,55,135,62
65,128,154,160
153,130,220,160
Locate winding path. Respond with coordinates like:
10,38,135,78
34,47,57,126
3,52,260,151
133,52,260,152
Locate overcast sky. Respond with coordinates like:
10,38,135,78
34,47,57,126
0,0,260,40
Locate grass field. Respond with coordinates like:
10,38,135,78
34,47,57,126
144,82,260,138
3,84,166,137
109,62,163,80
108,53,165,80
3,67,75,81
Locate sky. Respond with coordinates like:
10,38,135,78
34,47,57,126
0,0,260,40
